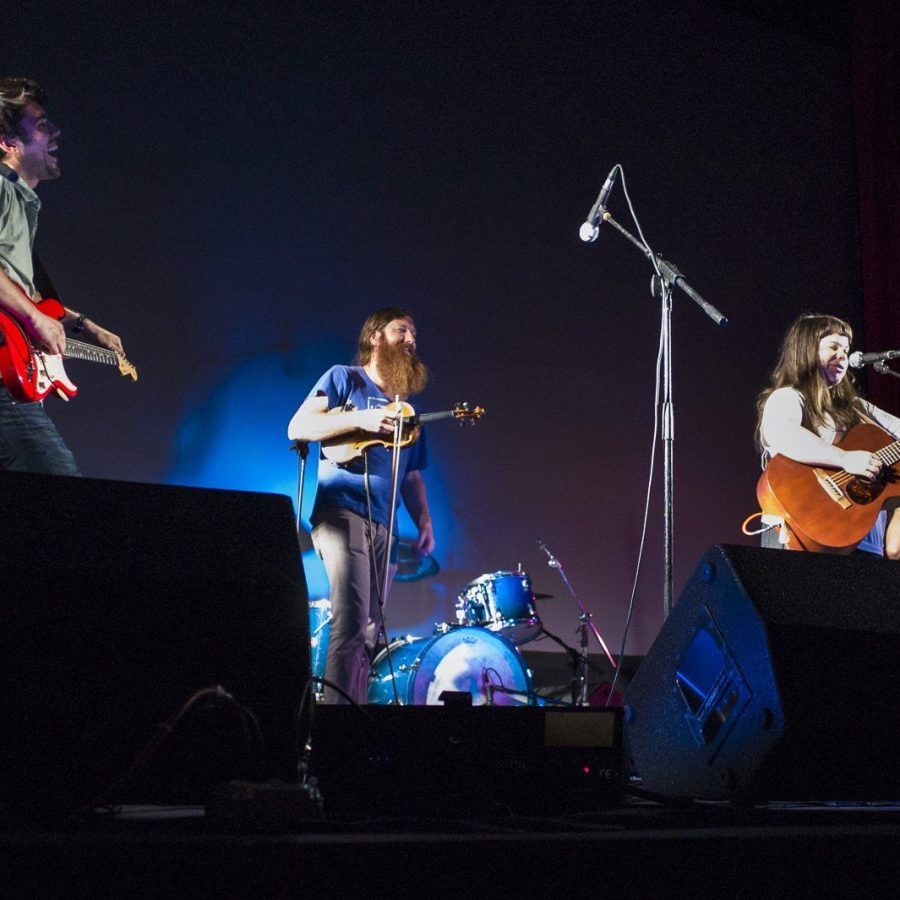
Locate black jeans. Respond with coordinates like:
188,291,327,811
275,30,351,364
0,386,80,475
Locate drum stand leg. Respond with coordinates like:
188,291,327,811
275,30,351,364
538,625,608,706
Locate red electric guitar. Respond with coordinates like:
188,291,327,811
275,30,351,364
0,296,137,403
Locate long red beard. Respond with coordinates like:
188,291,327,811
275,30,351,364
376,343,429,397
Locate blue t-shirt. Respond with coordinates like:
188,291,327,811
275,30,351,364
309,366,427,530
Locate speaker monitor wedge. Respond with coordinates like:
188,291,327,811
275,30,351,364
0,471,310,810
624,544,900,801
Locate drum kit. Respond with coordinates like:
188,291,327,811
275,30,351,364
309,564,604,706
369,568,541,706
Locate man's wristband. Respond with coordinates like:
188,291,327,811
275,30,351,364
73,313,86,333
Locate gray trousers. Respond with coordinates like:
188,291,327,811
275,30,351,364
312,507,395,704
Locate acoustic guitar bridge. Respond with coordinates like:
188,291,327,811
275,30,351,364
813,468,852,509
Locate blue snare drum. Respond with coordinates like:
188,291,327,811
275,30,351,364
455,570,541,645
367,627,534,706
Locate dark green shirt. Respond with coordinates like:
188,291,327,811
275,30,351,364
0,162,40,298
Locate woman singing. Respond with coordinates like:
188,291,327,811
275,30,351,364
756,313,900,557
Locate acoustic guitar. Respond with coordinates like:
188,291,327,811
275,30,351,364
756,422,900,552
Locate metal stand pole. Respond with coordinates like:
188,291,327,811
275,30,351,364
658,279,675,618
596,210,727,618
290,440,310,544
377,400,406,705
538,539,616,706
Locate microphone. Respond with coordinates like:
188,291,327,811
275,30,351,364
579,167,618,242
848,349,900,368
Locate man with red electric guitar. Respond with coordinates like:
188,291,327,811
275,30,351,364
0,77,126,474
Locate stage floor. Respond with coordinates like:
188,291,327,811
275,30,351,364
3,792,899,897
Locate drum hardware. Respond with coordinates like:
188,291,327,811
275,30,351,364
484,682,535,706
536,538,617,706
537,624,616,706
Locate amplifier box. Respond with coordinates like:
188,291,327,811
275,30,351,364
308,705,624,817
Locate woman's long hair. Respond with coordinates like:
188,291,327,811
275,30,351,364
755,313,866,451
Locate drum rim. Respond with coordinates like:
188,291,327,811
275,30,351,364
466,570,533,585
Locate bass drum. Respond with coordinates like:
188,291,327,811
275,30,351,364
368,627,534,706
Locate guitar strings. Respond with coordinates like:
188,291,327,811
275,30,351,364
829,442,900,486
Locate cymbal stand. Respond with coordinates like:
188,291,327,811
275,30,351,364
537,625,612,706
536,539,616,706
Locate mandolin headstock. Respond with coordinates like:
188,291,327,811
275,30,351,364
452,401,484,425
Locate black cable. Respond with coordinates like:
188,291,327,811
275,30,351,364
81,685,262,814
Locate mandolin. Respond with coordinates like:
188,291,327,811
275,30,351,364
321,400,483,465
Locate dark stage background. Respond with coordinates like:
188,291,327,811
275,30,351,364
8,1,892,654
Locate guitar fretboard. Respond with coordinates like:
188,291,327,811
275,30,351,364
413,411,455,425
876,441,900,467
63,339,119,367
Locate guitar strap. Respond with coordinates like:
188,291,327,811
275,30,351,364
31,251,58,301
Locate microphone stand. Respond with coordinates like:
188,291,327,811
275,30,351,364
537,539,616,706
290,440,310,545
593,208,727,619
376,399,406,705
873,361,900,380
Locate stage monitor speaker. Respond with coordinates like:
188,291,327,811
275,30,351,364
0,471,309,812
624,544,900,801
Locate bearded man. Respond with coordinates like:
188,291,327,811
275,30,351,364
288,307,434,704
